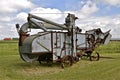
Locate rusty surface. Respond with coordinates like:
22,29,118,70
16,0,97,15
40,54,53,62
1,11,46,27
19,32,29,46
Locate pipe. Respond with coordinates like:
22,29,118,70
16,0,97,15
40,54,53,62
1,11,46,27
29,18,47,32
28,13,68,30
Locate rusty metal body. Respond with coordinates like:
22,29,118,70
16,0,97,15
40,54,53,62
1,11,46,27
16,13,111,67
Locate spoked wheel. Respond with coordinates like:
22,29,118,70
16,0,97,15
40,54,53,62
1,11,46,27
90,51,100,61
61,55,73,68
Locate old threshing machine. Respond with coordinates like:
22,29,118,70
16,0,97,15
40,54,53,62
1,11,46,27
16,13,111,68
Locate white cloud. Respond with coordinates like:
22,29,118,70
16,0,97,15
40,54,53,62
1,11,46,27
0,16,12,22
15,11,62,25
13,1,99,25
0,0,36,14
64,0,99,19
0,24,18,39
80,0,99,16
96,0,120,6
0,7,64,39
80,1,85,4
15,12,28,22
0,0,120,39
76,15,120,38
30,7,64,23
67,0,99,19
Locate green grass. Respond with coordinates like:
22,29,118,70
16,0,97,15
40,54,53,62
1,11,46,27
0,40,120,80
97,41,120,54
0,40,18,56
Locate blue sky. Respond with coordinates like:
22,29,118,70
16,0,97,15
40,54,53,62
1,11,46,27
31,0,120,16
0,0,120,39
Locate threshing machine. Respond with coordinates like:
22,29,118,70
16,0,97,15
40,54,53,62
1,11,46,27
16,13,111,68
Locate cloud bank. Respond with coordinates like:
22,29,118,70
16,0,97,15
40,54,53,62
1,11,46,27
0,0,119,39
0,0,35,14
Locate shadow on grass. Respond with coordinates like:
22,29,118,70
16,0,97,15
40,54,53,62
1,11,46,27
100,56,116,59
14,61,62,68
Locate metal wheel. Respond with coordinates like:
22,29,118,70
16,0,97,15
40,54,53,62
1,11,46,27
61,55,73,68
90,51,99,61
19,47,38,62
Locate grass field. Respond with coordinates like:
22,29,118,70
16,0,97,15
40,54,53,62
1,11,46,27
0,40,120,80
